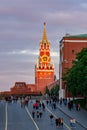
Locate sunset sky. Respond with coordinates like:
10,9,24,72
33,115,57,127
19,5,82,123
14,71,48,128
0,0,87,91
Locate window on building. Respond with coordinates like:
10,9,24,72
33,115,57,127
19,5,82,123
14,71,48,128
72,49,75,54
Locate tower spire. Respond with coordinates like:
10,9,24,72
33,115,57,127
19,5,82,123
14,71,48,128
42,22,48,42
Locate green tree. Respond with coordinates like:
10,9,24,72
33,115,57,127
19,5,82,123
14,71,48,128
45,86,50,95
50,84,59,96
54,84,59,96
63,48,87,108
50,87,54,95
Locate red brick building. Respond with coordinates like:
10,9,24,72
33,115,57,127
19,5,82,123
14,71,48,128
35,23,54,94
59,34,87,98
0,82,39,96
10,82,37,95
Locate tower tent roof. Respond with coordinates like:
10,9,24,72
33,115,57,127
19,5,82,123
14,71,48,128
42,22,48,43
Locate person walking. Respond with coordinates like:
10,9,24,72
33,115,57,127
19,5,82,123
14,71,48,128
42,102,45,111
70,118,76,128
61,118,64,128
39,110,43,118
36,111,40,120
50,114,54,124
32,110,35,119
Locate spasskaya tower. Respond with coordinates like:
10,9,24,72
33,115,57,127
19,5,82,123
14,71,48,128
35,22,54,94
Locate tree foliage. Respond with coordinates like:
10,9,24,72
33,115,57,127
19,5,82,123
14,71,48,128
50,84,59,96
63,48,87,98
45,84,59,96
45,86,50,95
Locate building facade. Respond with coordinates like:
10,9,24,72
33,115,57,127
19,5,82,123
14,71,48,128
59,34,87,98
35,23,54,94
0,82,39,96
10,82,37,95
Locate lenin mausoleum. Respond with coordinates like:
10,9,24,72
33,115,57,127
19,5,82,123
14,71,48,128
59,34,87,98
1,23,55,96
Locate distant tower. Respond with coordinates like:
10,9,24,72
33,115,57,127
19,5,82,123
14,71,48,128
35,22,54,94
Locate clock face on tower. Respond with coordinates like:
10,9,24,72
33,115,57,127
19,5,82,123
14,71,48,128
41,55,48,62
43,56,47,61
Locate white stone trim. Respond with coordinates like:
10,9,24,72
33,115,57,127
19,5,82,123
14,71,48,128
63,40,87,42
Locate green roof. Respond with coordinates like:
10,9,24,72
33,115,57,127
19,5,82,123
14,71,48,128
66,34,87,38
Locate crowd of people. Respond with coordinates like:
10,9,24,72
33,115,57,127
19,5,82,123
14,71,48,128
2,95,79,129
31,99,46,120
45,96,78,129
49,114,64,128
32,110,43,119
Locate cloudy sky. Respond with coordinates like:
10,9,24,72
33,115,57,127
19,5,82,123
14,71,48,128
0,0,87,91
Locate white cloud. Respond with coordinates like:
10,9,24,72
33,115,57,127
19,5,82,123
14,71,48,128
0,49,59,57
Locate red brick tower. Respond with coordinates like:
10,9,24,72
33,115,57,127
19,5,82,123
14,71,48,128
35,22,54,94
